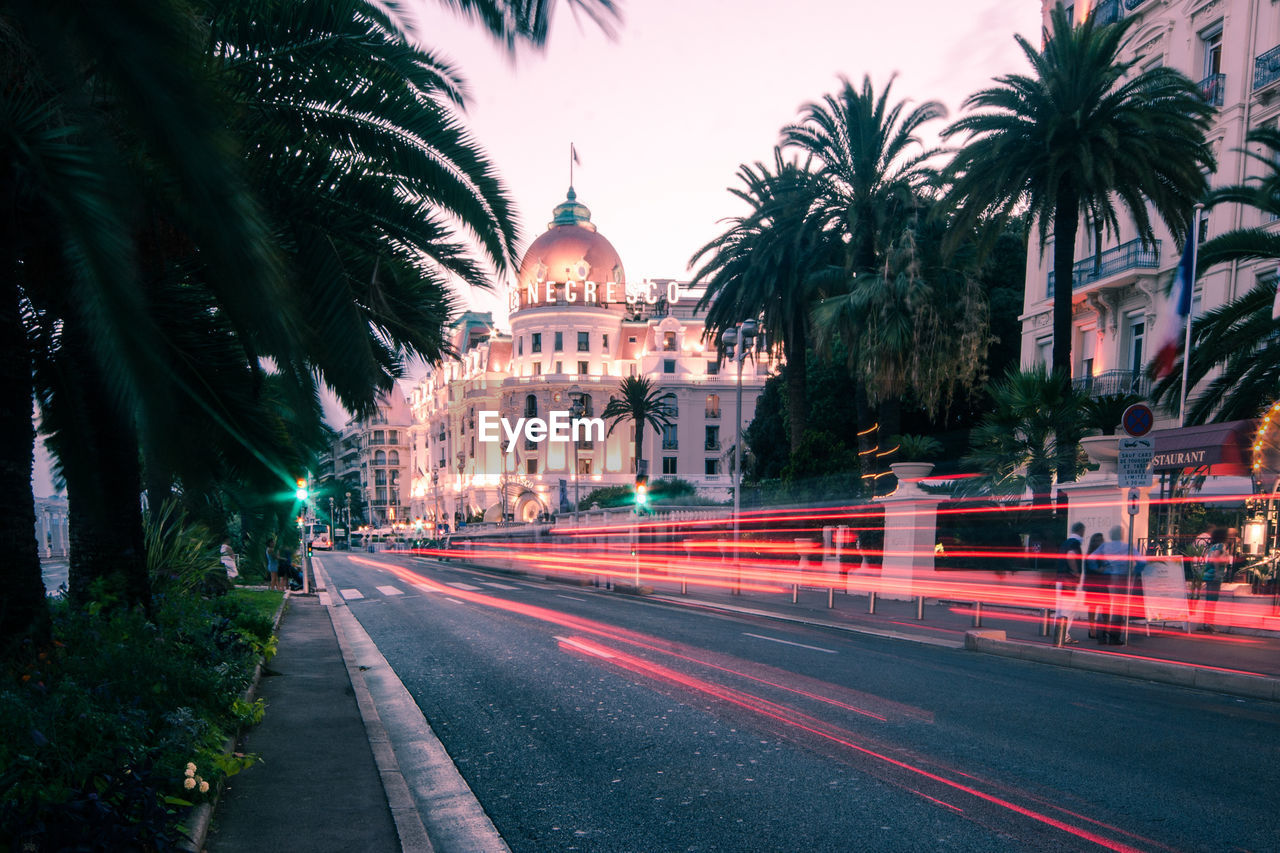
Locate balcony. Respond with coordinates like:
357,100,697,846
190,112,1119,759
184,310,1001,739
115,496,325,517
1255,45,1280,90
1073,369,1151,399
705,407,721,419
1122,0,1149,8
1197,72,1226,107
1046,238,1162,297
662,437,679,451
704,440,721,451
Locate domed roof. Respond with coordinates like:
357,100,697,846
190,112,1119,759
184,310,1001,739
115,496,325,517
513,188,626,313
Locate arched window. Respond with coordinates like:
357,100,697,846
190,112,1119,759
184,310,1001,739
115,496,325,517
374,450,387,465
571,393,593,417
525,394,538,418
662,393,678,417
388,450,400,466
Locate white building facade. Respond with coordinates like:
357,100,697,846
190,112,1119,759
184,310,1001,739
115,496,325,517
1021,0,1280,415
319,392,413,528
407,190,771,527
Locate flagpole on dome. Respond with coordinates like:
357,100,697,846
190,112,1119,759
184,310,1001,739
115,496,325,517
1177,203,1204,428
569,142,580,190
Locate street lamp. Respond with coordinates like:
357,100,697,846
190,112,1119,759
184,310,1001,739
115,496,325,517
432,470,440,537
570,393,586,524
456,451,466,529
344,491,352,550
721,319,758,595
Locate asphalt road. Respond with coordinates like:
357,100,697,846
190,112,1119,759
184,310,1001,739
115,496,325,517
319,551,1280,853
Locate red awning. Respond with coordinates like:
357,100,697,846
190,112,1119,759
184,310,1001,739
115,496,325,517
1148,419,1255,475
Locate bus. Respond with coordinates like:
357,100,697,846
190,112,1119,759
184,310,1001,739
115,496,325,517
303,522,332,550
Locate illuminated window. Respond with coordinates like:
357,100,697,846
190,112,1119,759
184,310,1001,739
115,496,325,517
531,333,542,353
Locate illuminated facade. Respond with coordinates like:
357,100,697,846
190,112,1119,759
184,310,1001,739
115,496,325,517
1021,0,1280,421
406,190,771,526
320,392,413,528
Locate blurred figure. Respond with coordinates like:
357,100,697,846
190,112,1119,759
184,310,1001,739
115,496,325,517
1092,525,1144,645
1056,522,1086,643
1197,527,1228,633
220,537,239,581
1084,532,1106,638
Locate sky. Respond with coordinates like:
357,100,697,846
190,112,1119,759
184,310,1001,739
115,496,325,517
410,0,1043,326
32,0,1044,497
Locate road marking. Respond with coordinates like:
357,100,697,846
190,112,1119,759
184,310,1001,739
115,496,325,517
446,582,482,591
481,581,521,590
444,597,465,604
340,588,365,600
376,585,404,597
557,594,587,602
743,632,837,654
556,636,615,658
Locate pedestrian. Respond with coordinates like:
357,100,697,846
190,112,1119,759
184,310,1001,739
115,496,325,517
1197,527,1228,633
1056,522,1086,644
265,534,280,591
1084,532,1106,638
1091,525,1145,645
220,537,239,581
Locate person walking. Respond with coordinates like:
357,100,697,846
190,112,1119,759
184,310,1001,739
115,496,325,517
1055,522,1086,644
1084,532,1106,638
265,534,280,591
1197,527,1228,633
1092,525,1145,645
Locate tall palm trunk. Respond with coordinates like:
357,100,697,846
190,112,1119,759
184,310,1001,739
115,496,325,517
60,321,150,614
1051,186,1079,377
0,269,49,653
784,315,807,455
634,419,645,476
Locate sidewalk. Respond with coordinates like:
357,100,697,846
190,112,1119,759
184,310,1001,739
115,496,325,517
205,594,401,853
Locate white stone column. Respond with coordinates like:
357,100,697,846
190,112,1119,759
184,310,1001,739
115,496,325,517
1060,436,1150,547
874,470,946,601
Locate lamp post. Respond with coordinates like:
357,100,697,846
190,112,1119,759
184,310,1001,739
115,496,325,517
328,496,335,544
432,470,440,538
721,319,758,595
456,451,466,529
344,491,352,549
570,394,586,524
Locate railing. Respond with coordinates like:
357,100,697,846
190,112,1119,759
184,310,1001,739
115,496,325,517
1072,369,1151,399
705,440,721,451
1255,45,1280,90
1122,0,1148,8
1047,238,1162,296
662,438,679,450
1198,72,1226,107
705,408,721,419
1093,0,1120,25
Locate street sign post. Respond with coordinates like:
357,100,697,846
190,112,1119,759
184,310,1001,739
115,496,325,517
1118,437,1155,489
1121,403,1154,438
1127,487,1140,516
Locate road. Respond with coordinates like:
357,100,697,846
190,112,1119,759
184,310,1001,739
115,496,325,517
318,550,1280,852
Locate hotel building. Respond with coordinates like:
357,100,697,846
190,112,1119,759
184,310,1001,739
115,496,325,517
405,189,771,526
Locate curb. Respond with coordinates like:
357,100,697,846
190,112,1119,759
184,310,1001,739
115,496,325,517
178,592,290,853
964,630,1280,702
315,559,511,853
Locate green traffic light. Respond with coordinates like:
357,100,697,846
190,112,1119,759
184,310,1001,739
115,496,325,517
295,478,308,500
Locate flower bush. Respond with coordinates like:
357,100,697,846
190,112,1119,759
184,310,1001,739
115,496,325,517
0,588,281,850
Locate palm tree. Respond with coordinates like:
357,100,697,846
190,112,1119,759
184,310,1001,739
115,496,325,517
690,149,839,454
782,74,947,460
601,377,675,478
943,4,1214,377
1151,127,1280,423
959,365,1085,506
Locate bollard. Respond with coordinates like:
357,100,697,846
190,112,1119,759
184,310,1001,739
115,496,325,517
1040,608,1052,637
828,586,834,609
868,590,877,614
916,595,925,620
1054,616,1068,648
792,582,799,604
972,601,982,628
681,578,687,595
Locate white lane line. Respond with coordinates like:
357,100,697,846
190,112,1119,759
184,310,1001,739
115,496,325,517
446,582,482,591
555,636,615,658
481,581,521,590
340,588,365,600
556,594,587,602
444,597,465,604
376,585,404,597
743,632,837,654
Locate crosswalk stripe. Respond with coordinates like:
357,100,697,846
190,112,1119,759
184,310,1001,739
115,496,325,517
339,588,364,600
376,585,404,597
480,581,520,590
446,582,482,591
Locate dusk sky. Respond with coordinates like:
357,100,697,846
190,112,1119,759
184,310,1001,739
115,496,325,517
34,0,1044,495
412,0,1042,324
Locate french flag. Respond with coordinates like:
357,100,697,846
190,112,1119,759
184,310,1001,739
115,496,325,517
1150,234,1196,379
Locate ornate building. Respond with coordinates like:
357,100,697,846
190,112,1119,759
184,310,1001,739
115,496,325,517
406,189,771,527
1021,0,1280,417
